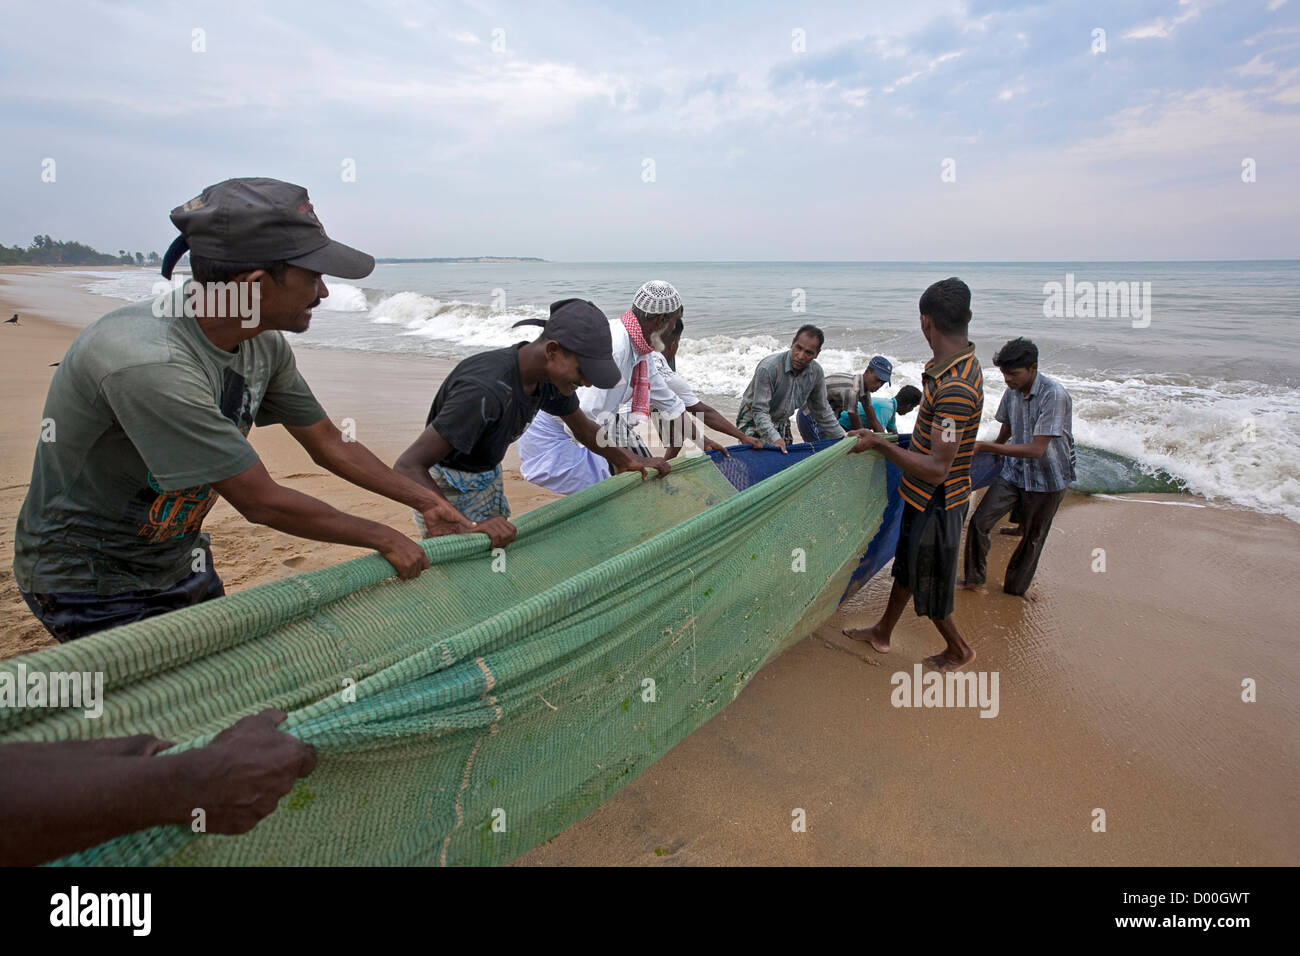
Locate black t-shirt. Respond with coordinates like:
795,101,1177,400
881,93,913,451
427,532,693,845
426,342,579,472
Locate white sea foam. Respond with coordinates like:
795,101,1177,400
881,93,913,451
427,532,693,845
68,269,177,302
674,334,880,397
681,335,1300,521
981,373,1300,523
1093,495,1208,508
369,291,549,349
318,282,368,312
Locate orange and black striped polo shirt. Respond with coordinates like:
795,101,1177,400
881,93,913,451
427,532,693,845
901,343,984,511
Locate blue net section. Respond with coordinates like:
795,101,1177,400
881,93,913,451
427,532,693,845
707,436,1000,602
706,438,843,492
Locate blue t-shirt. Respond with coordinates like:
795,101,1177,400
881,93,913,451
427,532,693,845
838,396,898,431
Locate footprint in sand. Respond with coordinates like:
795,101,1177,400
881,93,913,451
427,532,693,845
282,556,308,569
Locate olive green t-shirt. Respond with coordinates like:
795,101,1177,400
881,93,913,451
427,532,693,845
13,283,326,595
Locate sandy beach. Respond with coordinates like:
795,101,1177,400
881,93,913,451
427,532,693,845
2,267,1296,866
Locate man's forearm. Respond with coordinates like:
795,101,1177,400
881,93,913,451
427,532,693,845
244,486,403,552
315,440,445,512
871,440,952,486
986,441,1045,459
697,407,753,444
752,408,783,444
569,411,624,463
0,749,200,866
391,455,452,504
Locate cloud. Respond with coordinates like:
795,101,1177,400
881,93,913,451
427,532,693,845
1066,85,1300,167
1235,52,1280,76
1230,48,1300,105
1123,0,1203,40
0,0,1296,259
1245,25,1299,44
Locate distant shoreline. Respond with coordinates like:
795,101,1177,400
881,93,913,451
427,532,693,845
376,257,546,264
9,257,1300,268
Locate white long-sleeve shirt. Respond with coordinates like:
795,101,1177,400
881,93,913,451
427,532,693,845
519,319,684,495
577,319,685,422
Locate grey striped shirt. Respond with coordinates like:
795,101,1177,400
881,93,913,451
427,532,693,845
823,372,862,418
995,371,1075,493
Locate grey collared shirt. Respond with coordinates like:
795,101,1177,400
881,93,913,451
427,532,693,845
735,351,845,444
995,371,1075,493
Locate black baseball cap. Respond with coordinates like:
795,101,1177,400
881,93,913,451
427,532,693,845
513,299,620,389
160,177,375,280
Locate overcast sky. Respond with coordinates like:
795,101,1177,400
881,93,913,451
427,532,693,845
1,0,1297,260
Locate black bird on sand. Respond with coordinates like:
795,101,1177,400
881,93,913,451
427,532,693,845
5,314,18,325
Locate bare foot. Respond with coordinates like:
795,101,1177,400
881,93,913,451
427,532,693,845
922,648,977,672
999,526,1024,537
1005,587,1040,602
843,624,891,653
959,578,987,593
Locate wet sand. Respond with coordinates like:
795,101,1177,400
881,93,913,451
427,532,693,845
517,496,1299,865
3,267,1297,865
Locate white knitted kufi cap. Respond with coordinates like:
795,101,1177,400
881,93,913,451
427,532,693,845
632,280,681,315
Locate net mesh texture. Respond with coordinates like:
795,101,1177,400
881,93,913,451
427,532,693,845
2,438,889,866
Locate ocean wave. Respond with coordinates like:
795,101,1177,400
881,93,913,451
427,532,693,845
370,291,549,349
685,339,1300,521
317,283,368,312
674,334,885,397
979,373,1300,523
70,269,178,302
73,274,1300,523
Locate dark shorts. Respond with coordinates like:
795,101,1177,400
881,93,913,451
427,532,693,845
892,486,967,620
20,556,225,643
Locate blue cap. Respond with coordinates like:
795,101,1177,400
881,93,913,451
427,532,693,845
868,355,893,382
